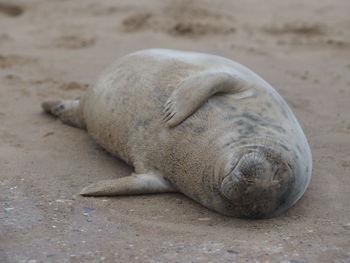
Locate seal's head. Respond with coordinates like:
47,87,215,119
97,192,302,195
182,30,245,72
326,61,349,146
218,144,297,219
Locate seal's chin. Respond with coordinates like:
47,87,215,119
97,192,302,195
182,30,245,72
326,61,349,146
220,149,295,219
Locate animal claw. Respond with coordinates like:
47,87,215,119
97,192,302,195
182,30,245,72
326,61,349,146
162,110,174,121
165,99,172,106
164,111,176,122
164,103,172,114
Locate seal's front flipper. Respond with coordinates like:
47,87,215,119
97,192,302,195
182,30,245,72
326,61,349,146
162,72,249,128
80,173,176,196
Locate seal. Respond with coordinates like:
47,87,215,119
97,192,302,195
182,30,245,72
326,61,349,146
42,49,312,218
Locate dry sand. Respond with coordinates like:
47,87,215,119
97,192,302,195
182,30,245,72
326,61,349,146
0,0,349,262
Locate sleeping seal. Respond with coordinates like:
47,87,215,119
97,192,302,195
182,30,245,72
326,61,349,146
42,49,312,218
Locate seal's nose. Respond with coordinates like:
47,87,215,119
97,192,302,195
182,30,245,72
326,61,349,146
220,150,294,218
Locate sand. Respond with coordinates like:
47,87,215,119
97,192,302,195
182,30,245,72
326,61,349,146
0,0,349,262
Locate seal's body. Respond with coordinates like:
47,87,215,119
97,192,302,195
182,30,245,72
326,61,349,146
42,49,312,218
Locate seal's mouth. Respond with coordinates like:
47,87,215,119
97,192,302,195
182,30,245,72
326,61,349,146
220,146,296,219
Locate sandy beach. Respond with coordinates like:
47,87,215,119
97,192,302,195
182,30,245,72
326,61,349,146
0,0,349,262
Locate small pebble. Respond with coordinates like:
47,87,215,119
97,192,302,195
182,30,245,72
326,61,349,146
227,249,238,254
56,199,74,203
43,131,54,137
83,207,94,212
36,216,44,221
198,217,211,221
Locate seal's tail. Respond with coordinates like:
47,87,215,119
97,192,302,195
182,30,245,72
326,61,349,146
41,99,86,129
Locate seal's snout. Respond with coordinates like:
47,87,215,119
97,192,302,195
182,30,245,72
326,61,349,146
221,150,295,219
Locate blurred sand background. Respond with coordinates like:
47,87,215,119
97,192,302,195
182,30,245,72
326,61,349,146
0,0,349,262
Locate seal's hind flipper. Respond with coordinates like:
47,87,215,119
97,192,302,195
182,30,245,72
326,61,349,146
162,72,249,128
80,173,176,196
42,99,86,129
